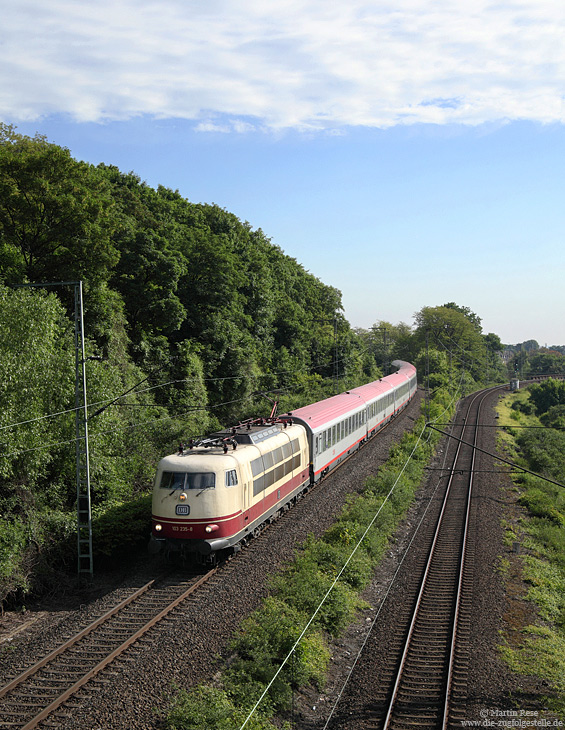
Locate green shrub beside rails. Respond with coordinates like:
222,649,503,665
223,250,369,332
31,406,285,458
91,493,153,565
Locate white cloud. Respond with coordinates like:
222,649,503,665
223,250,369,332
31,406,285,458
1,0,564,129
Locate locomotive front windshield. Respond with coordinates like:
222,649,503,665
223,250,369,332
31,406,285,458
159,471,216,490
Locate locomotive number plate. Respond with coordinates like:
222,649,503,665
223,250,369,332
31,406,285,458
175,505,190,515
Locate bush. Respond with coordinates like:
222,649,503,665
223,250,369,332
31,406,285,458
540,404,565,431
269,552,362,637
529,379,565,415
518,488,565,526
305,537,373,591
0,517,30,605
91,493,152,564
168,685,281,730
221,591,331,714
512,399,535,415
517,429,565,484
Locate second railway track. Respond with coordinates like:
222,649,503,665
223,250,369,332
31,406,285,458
325,386,503,730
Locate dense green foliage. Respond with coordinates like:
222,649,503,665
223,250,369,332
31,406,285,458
528,379,565,416
0,125,508,607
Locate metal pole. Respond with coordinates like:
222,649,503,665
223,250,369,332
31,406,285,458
74,282,93,578
333,316,339,395
425,330,430,422
375,326,389,376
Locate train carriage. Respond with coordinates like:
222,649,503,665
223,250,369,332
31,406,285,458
287,391,370,483
287,360,417,483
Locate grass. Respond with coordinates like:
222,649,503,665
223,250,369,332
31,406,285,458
496,390,565,719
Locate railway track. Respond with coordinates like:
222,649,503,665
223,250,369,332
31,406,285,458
326,387,502,730
0,568,216,729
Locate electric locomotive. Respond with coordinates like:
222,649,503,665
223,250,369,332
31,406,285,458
150,419,310,561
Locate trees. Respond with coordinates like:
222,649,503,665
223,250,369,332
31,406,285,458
442,302,482,332
411,304,510,391
0,125,119,287
529,379,565,415
505,346,565,380
0,285,74,495
413,305,487,387
357,321,414,375
527,352,565,376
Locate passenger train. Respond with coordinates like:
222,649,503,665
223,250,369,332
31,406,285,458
150,360,417,563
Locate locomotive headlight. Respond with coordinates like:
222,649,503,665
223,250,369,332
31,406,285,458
179,492,187,501
205,524,219,533
154,523,163,532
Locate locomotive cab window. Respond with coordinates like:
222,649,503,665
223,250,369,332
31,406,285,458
159,471,185,490
160,471,216,490
186,472,215,489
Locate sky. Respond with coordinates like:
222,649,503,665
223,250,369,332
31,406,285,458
1,0,564,346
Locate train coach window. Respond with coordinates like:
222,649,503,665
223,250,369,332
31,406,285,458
253,475,264,495
159,471,185,490
225,469,238,487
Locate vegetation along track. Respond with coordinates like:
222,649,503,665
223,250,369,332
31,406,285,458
0,569,217,730
326,386,505,730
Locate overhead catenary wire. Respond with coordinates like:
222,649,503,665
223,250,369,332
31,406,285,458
0,338,386,460
426,423,565,491
0,348,357,435
0,396,248,460
0,337,393,459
